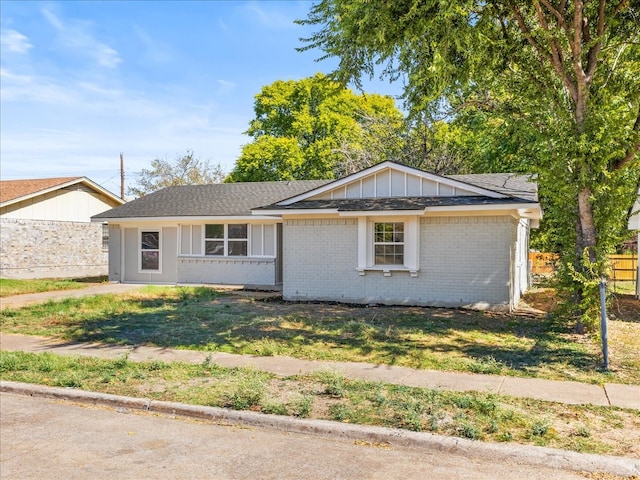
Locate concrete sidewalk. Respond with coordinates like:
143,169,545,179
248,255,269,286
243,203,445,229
1,332,639,410
1,283,638,410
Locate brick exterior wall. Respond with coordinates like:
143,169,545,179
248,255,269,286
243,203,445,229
177,257,276,286
283,216,516,310
0,218,108,279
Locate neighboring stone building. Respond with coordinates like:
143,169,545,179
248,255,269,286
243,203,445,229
1,177,125,279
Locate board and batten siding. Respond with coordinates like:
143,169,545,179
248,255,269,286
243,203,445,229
311,168,477,200
283,216,515,309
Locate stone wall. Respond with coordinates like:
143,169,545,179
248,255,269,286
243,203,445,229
0,218,108,279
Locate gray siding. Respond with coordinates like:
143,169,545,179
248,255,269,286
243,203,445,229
108,224,121,282
122,227,177,284
283,216,515,309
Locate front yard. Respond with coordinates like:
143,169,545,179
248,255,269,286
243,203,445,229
1,285,638,385
2,284,639,456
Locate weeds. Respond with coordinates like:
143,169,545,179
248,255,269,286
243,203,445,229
1,351,638,456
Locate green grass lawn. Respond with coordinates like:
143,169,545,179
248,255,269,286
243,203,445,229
2,285,638,385
0,277,106,297
1,350,638,457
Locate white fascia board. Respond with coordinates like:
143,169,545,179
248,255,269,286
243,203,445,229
424,203,542,218
92,215,281,224
338,210,425,217
253,208,339,216
78,177,125,204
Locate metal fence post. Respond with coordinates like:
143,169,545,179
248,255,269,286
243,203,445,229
599,279,609,370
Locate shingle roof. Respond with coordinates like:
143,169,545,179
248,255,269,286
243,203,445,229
92,180,331,219
0,177,82,204
256,196,536,212
446,173,537,202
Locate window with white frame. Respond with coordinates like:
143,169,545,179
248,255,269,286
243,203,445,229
205,224,248,256
101,224,109,251
140,230,160,271
357,217,419,276
373,222,404,265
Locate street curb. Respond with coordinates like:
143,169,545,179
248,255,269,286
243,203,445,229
2,380,639,478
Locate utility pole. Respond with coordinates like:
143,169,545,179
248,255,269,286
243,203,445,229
120,152,125,199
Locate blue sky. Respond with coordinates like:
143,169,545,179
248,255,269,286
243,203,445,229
0,0,402,195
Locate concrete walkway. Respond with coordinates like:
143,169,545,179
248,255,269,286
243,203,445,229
1,283,638,410
1,332,639,410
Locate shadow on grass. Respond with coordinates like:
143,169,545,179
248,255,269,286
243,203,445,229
1,287,602,376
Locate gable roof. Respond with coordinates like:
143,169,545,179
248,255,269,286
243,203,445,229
92,180,330,220
255,162,539,215
0,177,124,207
276,161,512,206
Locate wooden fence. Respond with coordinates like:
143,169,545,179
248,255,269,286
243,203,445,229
529,252,638,281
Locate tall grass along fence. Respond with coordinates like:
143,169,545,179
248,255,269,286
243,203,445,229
529,252,638,282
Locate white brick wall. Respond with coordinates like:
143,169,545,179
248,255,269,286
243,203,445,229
283,216,516,310
177,257,276,286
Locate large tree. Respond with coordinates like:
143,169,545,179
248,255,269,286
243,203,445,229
128,150,225,197
300,1,640,328
226,73,404,182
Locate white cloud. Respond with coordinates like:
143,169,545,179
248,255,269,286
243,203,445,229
0,29,33,54
133,25,172,63
41,8,121,68
241,2,296,29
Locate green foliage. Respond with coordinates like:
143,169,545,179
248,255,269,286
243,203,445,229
300,0,640,330
129,149,225,197
227,73,403,182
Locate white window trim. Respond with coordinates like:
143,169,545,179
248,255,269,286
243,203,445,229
178,224,278,259
138,228,162,273
357,216,419,277
204,223,249,257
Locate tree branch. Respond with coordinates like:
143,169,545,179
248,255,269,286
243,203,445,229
614,105,640,171
510,2,579,103
538,0,567,30
584,0,606,82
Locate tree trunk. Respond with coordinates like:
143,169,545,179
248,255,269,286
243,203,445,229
577,186,598,263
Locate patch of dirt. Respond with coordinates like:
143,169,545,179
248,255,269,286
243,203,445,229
609,294,640,323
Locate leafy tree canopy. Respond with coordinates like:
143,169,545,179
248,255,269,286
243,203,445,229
300,1,640,328
226,73,404,182
128,150,225,197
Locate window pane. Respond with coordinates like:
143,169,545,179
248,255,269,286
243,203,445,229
228,224,248,239
374,243,404,265
205,240,224,255
141,251,159,270
102,224,109,250
205,224,224,239
228,240,247,256
141,231,159,250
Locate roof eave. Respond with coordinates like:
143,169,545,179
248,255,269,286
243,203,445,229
92,214,283,223
2,177,124,208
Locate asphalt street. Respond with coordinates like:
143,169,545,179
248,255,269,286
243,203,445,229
1,392,595,480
